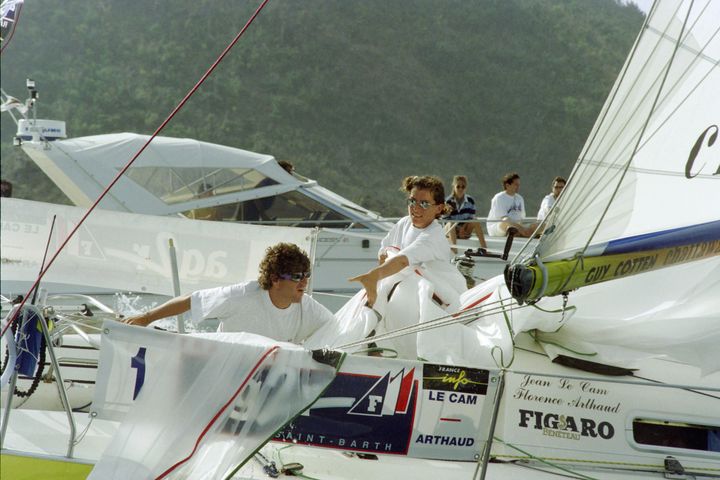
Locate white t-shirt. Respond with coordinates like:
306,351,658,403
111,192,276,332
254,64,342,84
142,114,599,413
487,192,526,236
380,216,453,266
190,280,334,344
379,216,465,295
536,193,555,222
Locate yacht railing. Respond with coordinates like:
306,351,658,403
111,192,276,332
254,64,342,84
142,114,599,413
237,216,537,226
1,305,78,458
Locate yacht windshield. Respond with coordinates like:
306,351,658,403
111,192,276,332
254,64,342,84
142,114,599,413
182,191,362,229
125,166,276,205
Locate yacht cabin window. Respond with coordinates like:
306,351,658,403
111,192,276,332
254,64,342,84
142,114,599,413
124,166,276,205
181,190,362,229
632,418,720,453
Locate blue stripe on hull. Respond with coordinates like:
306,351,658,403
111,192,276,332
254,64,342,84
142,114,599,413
603,220,720,255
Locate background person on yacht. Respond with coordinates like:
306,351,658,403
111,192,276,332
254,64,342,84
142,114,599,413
536,175,566,222
486,172,538,238
444,175,488,252
349,175,466,307
123,243,335,344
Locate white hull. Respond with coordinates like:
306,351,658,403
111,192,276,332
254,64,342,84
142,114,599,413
3,334,718,479
1,198,524,314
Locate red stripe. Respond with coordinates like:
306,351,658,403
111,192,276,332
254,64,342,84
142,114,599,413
440,417,462,423
394,368,415,413
452,292,492,318
155,345,280,479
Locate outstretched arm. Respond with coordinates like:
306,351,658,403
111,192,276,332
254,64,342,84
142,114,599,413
349,255,410,307
123,295,191,327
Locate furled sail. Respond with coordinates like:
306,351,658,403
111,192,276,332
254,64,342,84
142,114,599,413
508,0,720,303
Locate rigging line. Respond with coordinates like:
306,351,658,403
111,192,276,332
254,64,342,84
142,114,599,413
544,1,698,293
492,437,599,480
568,0,682,194
580,0,700,168
580,3,717,179
630,373,720,401
522,0,660,264
31,215,57,304
538,1,696,259
577,0,695,258
516,346,720,401
580,7,716,239
336,300,532,350
0,0,272,339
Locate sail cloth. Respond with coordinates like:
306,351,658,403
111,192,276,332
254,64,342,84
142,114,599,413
530,0,720,265
306,252,468,361
89,322,338,480
533,256,720,375
458,257,719,375
0,198,314,297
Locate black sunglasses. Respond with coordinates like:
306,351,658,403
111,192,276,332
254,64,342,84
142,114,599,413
407,198,436,210
279,272,312,282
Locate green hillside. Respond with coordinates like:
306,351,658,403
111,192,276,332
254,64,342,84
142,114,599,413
0,0,644,216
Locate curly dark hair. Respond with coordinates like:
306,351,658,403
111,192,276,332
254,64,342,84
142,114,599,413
401,175,448,217
257,243,311,289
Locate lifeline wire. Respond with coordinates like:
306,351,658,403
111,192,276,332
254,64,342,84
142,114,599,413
336,296,533,351
1,0,272,338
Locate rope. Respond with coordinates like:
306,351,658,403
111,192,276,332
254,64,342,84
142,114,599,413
1,0,272,339
73,414,95,445
310,291,355,299
336,296,531,351
492,437,600,480
276,445,323,480
528,2,713,285
0,308,47,398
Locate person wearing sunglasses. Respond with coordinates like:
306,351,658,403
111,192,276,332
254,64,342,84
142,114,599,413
349,175,466,308
536,176,566,222
123,243,335,344
443,175,488,252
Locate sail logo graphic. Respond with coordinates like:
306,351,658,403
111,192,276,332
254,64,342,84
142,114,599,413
347,368,415,417
275,368,419,455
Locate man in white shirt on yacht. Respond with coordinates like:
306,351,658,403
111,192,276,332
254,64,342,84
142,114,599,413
487,172,538,238
123,243,335,344
536,176,566,222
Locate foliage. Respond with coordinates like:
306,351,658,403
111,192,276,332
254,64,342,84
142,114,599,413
0,0,643,216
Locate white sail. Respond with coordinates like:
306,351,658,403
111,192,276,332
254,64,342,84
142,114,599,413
0,198,314,296
89,323,337,480
533,0,719,264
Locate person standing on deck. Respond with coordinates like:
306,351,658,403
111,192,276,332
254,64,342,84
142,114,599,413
487,172,538,238
123,243,335,344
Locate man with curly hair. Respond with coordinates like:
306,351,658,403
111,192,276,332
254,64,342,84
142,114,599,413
124,243,334,344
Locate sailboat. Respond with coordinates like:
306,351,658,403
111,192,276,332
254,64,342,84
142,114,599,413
2,0,719,479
